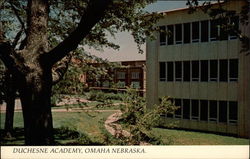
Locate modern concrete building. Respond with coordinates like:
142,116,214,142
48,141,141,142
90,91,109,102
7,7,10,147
146,0,249,138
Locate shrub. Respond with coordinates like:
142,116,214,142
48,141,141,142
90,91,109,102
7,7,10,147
87,90,123,102
119,88,178,145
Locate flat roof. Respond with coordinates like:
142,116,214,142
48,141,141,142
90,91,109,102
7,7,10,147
157,1,220,15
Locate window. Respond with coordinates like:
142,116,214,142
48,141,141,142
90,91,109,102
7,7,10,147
131,72,140,79
192,61,199,81
167,25,174,45
102,81,109,87
117,72,126,79
229,59,238,81
175,99,182,118
159,26,166,45
219,60,228,82
201,20,209,42
210,60,218,81
117,81,126,88
131,81,140,89
184,23,191,44
201,60,208,82
220,18,229,40
192,21,199,42
191,100,199,120
159,62,166,81
175,61,182,81
210,19,219,41
229,16,239,40
167,62,174,81
183,61,190,81
200,100,208,121
209,100,217,122
229,101,238,124
219,101,227,123
175,24,182,44
183,99,190,119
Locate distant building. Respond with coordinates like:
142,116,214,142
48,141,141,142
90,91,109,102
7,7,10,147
86,60,146,94
146,0,249,138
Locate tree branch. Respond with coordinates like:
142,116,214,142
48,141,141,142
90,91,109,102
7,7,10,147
9,1,27,49
52,55,71,85
45,0,113,66
0,42,19,72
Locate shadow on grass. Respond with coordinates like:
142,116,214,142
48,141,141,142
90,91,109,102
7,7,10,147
0,127,104,146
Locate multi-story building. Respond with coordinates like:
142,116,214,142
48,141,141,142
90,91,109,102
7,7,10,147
146,0,249,138
86,60,146,94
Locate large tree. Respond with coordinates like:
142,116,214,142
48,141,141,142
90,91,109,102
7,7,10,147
0,0,161,145
0,0,248,145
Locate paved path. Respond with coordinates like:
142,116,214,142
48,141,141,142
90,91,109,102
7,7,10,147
104,111,131,138
104,112,151,145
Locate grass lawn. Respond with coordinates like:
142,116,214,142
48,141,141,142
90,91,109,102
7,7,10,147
152,128,249,145
0,110,114,145
1,110,249,145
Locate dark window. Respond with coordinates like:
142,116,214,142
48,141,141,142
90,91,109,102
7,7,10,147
209,100,217,121
167,62,174,81
219,101,227,123
160,26,166,45
191,100,199,120
220,18,229,40
183,61,190,81
175,99,182,118
229,59,238,81
200,100,208,121
210,60,218,81
192,61,199,81
210,19,219,41
184,23,191,44
192,21,199,42
201,20,209,42
183,99,190,119
229,16,239,39
159,62,166,81
175,61,182,81
219,60,228,82
175,24,182,44
201,60,208,81
229,101,238,124
167,25,174,45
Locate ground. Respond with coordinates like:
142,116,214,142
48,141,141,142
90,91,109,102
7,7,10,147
0,95,249,145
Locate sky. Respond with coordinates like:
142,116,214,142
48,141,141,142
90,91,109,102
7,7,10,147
88,1,187,62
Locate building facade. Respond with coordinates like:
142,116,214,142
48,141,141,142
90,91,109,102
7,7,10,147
87,60,146,93
146,1,249,138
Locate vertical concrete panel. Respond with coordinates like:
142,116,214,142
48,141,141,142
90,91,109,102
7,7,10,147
207,83,218,100
146,37,158,109
217,83,228,101
227,83,238,101
199,83,208,99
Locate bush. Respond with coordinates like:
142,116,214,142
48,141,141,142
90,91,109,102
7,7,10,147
119,88,178,145
87,90,123,102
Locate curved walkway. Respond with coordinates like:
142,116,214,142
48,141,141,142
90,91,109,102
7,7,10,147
104,111,131,138
104,112,151,145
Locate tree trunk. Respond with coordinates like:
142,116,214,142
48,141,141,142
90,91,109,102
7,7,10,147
18,63,54,145
4,71,16,138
